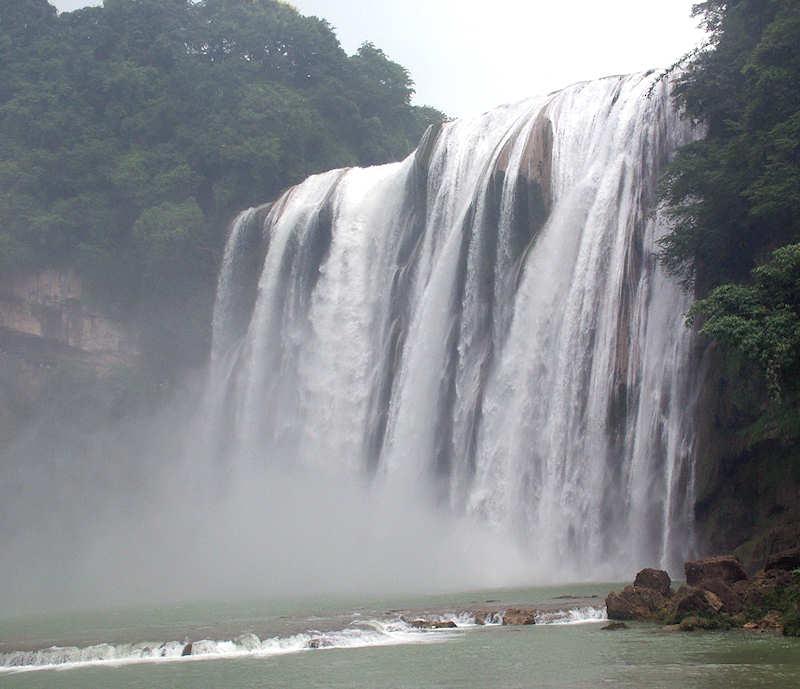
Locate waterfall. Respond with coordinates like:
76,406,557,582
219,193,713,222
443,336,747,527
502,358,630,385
208,73,700,578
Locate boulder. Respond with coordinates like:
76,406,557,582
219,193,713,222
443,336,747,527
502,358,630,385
633,568,672,596
671,586,724,619
181,642,193,657
765,547,800,573
606,586,667,621
696,578,742,614
685,556,748,586
502,608,537,625
601,622,628,631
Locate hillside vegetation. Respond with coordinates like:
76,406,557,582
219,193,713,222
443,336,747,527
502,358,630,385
0,0,443,372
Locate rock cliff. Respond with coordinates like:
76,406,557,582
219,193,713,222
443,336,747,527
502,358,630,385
0,269,138,446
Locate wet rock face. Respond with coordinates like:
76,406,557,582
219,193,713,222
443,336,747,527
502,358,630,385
606,586,667,621
685,556,748,586
181,642,193,656
633,568,672,596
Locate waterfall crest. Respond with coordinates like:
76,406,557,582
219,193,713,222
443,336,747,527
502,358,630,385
209,73,700,577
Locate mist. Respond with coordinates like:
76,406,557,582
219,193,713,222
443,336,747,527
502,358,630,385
0,380,536,618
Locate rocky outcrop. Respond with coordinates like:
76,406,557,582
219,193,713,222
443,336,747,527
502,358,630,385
695,578,742,614
670,586,723,617
685,556,747,586
607,554,800,636
501,608,537,626
606,585,667,621
634,568,672,596
0,269,139,446
606,568,672,620
0,269,136,367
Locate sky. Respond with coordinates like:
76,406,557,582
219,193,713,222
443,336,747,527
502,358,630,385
52,0,706,117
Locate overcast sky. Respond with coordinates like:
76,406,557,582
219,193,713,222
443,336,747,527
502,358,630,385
52,1,706,117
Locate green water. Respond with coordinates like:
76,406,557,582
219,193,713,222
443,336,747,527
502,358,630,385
1,585,798,689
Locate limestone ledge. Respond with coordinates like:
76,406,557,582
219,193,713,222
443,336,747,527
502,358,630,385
0,269,137,367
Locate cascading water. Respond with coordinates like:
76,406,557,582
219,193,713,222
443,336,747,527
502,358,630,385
208,72,700,579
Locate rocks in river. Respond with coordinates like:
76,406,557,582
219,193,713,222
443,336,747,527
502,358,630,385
607,551,800,634
606,585,667,621
307,637,333,648
670,586,723,618
696,577,742,613
501,608,537,626
678,616,724,632
601,622,628,631
742,611,784,633
474,611,501,625
685,556,747,586
633,568,672,597
181,642,193,656
405,618,458,630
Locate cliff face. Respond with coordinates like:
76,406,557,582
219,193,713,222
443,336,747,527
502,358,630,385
0,269,138,447
692,345,800,572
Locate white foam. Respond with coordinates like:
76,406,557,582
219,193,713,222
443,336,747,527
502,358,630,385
0,618,455,675
535,606,608,625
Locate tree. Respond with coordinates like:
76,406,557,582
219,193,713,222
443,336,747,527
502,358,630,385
659,0,800,291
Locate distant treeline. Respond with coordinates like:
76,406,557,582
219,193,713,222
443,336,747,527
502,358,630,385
0,0,443,369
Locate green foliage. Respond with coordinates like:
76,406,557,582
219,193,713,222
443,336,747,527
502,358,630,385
659,0,800,289
784,608,800,636
690,245,800,440
660,1,800,442
0,0,444,370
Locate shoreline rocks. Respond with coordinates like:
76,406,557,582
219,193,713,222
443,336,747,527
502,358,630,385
606,554,800,636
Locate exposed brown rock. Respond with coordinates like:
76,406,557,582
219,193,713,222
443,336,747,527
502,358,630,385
501,608,537,625
671,586,724,618
606,586,666,621
633,568,672,596
685,556,747,586
601,622,628,631
696,578,742,614
181,642,193,656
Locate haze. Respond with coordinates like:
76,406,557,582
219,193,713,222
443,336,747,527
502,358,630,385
53,0,705,117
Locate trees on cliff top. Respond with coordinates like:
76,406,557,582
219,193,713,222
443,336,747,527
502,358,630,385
0,0,444,372
660,0,800,440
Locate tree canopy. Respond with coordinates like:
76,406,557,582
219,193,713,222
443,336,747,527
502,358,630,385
660,0,800,440
0,0,443,371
